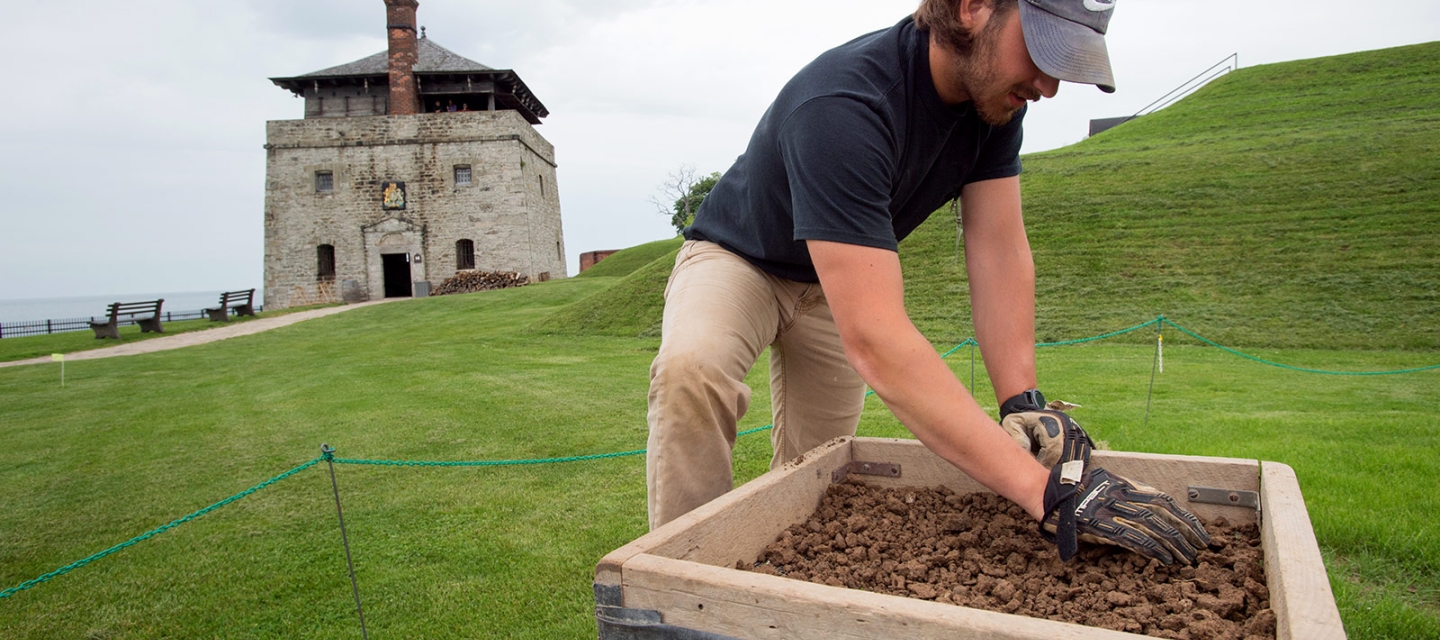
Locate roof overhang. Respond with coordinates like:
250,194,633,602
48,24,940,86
270,69,548,124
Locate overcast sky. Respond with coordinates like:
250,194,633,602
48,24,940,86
2,0,1437,300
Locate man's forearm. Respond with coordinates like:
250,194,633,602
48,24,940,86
809,239,1049,520
849,318,1048,521
960,177,1038,403
967,239,1037,402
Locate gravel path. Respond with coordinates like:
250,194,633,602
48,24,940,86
0,299,399,368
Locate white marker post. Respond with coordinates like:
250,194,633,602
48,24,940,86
52,353,64,388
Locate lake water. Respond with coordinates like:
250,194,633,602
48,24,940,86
0,291,263,324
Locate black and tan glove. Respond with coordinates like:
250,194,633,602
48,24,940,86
999,390,1093,467
1041,461,1211,565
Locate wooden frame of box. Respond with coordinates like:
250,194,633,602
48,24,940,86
595,436,1345,639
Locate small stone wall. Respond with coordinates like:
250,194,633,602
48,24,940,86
579,250,620,273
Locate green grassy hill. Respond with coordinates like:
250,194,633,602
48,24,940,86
545,42,1440,350
572,237,682,279
532,238,681,337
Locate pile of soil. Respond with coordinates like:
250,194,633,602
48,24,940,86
739,481,1275,640
432,270,529,295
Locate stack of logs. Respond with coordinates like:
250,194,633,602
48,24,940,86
433,270,530,296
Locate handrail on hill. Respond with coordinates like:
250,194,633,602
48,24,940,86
1114,53,1239,129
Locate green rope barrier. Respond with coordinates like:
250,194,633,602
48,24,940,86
333,449,646,468
0,456,323,600
940,337,977,358
334,430,803,466
1159,317,1440,376
1036,317,1162,347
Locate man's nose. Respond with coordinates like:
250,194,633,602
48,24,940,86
1034,73,1059,99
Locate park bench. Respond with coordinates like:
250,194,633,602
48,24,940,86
88,299,165,339
205,289,257,322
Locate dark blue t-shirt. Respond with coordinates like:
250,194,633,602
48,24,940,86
685,17,1025,283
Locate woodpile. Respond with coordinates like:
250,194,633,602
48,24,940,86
433,270,530,296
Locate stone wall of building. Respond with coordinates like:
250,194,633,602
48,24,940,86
263,110,565,309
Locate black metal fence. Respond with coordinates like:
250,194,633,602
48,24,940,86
0,307,263,339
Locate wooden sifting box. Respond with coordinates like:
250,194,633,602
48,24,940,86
595,436,1345,639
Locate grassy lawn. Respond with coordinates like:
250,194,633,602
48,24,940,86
1,281,1436,638
0,304,341,364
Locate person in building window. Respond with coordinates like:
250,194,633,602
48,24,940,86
644,0,1211,566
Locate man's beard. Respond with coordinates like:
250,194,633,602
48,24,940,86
950,21,1039,126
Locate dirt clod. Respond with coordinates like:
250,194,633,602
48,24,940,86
740,481,1273,639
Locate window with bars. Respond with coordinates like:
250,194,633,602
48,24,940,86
315,171,334,193
456,239,475,270
317,244,336,281
454,165,472,186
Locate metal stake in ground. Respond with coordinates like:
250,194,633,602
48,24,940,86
323,444,369,640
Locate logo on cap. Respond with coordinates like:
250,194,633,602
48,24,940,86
1083,0,1115,11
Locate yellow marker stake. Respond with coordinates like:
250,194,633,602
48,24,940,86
51,353,64,387
1157,334,1164,374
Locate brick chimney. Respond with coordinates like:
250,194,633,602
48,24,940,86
385,0,421,116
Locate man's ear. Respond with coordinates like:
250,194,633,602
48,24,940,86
956,0,994,32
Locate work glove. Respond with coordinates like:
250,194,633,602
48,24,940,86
999,390,1093,467
1041,461,1211,565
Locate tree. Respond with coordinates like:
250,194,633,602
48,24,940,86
651,165,721,234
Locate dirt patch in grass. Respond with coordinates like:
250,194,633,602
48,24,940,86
739,481,1275,639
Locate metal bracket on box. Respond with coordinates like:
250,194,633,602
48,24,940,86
831,460,902,484
595,583,741,639
1187,485,1260,509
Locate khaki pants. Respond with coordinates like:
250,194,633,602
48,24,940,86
646,240,866,529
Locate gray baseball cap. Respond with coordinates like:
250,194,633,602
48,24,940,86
1017,0,1117,93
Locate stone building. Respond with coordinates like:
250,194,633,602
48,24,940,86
263,0,565,309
